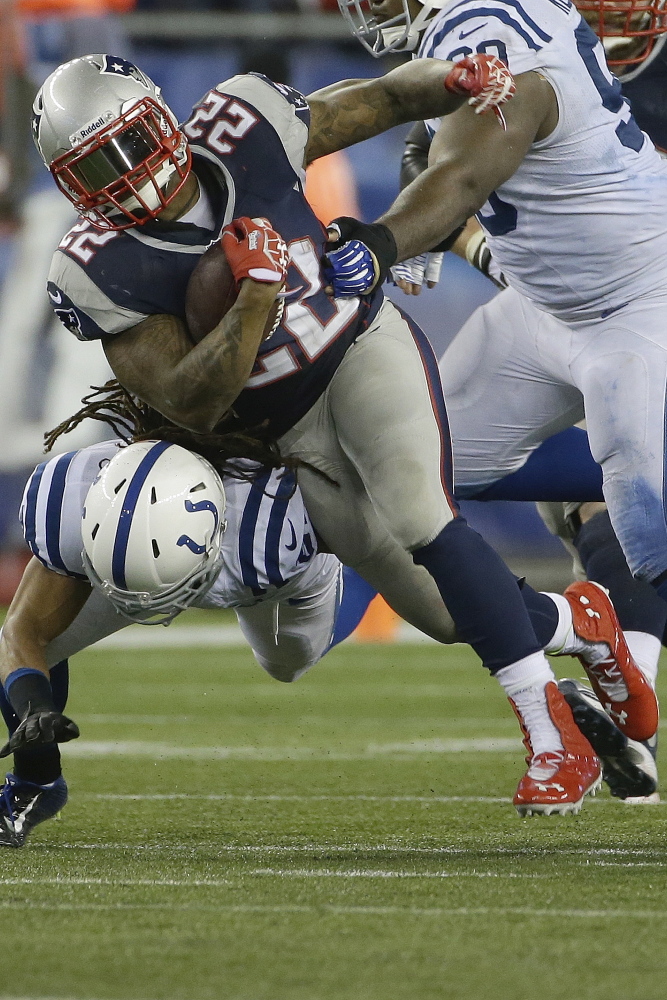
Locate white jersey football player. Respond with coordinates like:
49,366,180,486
390,0,667,802
335,0,667,589
335,0,667,800
0,438,384,847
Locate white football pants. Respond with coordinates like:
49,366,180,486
441,286,667,583
42,553,344,683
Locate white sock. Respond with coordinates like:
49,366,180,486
625,631,661,688
542,592,575,654
495,652,563,756
542,590,609,663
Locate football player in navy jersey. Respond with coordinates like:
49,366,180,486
337,0,666,800
30,53,659,817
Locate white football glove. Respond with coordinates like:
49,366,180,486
391,252,444,294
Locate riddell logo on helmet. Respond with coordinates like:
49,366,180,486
69,111,115,147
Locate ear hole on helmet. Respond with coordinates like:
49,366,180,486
114,479,126,494
91,523,100,540
152,539,160,558
151,487,157,504
190,482,206,492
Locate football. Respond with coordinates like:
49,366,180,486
185,240,282,344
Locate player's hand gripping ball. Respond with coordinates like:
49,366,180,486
185,217,288,343
222,216,289,284
444,53,516,128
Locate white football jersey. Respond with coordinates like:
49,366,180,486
420,0,667,323
20,440,320,609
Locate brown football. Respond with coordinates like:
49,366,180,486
185,240,282,344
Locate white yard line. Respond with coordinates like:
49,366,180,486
0,872,544,886
48,844,667,856
62,737,522,760
87,793,513,803
0,903,664,919
90,622,437,650
0,878,230,887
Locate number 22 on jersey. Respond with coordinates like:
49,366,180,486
247,239,359,389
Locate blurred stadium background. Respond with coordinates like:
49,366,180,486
0,0,572,611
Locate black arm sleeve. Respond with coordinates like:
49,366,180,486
400,121,431,189
400,121,465,254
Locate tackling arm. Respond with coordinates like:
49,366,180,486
305,55,510,164
377,71,556,261
0,558,89,754
0,560,91,687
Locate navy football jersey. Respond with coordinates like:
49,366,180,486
47,73,383,438
620,36,667,153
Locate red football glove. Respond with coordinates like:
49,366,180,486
444,54,516,129
221,216,289,284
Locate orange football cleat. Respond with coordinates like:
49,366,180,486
564,581,659,742
511,681,602,816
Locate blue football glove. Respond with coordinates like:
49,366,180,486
322,240,378,297
323,217,397,297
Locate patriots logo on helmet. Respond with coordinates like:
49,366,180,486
101,56,151,90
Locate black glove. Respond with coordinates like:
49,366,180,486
0,711,80,757
324,217,398,295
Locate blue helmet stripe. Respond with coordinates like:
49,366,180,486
111,441,172,589
264,471,295,588
45,451,76,573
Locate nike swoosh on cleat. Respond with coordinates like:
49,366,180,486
459,22,487,39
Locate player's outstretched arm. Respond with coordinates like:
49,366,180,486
376,70,556,262
104,218,288,434
0,558,89,754
305,54,514,164
324,71,555,296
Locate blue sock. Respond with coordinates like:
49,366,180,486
412,517,543,673
330,567,377,648
577,512,667,641
3,660,69,785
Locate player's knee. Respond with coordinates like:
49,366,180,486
256,656,316,683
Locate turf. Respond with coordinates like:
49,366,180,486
1,641,666,1000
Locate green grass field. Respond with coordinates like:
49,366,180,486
1,637,666,1000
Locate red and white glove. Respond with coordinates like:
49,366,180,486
444,54,516,129
221,216,289,284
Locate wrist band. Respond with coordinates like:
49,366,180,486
3,668,55,720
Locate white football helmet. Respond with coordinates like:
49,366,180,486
32,54,191,230
81,440,226,625
337,0,447,56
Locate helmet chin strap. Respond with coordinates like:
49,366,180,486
107,159,177,219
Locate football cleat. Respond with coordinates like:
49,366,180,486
564,581,659,742
0,773,68,848
559,679,658,800
512,681,602,816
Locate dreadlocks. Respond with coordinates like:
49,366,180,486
44,379,292,483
